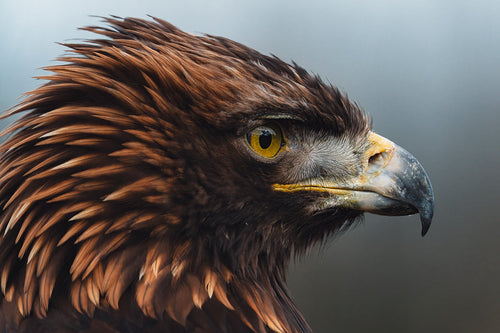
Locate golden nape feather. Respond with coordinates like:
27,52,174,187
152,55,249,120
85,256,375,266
0,16,433,332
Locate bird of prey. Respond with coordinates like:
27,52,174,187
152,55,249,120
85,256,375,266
0,17,434,333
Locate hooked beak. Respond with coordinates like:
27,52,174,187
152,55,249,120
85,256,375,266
273,132,434,236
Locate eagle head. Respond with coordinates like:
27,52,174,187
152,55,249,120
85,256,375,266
0,17,433,332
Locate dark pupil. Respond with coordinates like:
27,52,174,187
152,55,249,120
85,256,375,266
259,130,272,149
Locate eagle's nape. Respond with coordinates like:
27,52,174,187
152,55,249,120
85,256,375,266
0,16,434,333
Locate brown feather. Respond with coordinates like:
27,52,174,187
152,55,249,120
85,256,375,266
0,15,372,332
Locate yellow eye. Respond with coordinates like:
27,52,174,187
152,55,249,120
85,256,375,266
246,124,284,158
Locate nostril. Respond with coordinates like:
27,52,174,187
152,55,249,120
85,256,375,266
368,151,387,167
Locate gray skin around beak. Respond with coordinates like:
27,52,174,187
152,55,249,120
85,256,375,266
273,132,435,236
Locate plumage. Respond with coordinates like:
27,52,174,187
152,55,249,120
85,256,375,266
0,16,434,332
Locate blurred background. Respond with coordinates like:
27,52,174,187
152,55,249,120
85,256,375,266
1,1,499,332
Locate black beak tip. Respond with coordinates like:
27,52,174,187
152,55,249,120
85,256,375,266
419,203,433,237
418,189,434,237
421,216,432,237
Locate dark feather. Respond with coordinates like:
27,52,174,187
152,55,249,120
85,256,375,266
0,16,372,332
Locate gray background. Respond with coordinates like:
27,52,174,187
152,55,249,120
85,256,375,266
1,1,499,332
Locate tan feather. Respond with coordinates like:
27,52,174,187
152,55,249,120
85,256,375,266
71,165,126,178
38,249,64,315
186,275,207,309
213,281,234,311
239,285,286,333
69,205,103,222
21,178,79,206
142,195,165,205
5,284,15,302
4,201,30,235
103,176,160,201
20,261,37,317
57,221,87,246
102,246,144,309
44,125,120,139
86,276,101,307
104,211,139,234
22,152,67,177
130,213,156,228
81,233,128,280
27,236,43,264
70,280,95,316
35,134,79,146
124,129,157,144
18,216,47,259
204,269,217,298
75,221,109,243
16,209,43,244
65,137,107,147
74,180,109,192
35,238,56,276
51,154,101,171
70,237,100,279
0,254,14,295
91,263,105,293
0,131,50,153
46,191,81,203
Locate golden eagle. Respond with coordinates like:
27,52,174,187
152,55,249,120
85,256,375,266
0,17,434,332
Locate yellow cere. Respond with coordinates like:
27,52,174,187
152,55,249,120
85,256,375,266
364,132,394,168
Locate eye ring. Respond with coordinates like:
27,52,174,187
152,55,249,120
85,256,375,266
246,123,285,158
